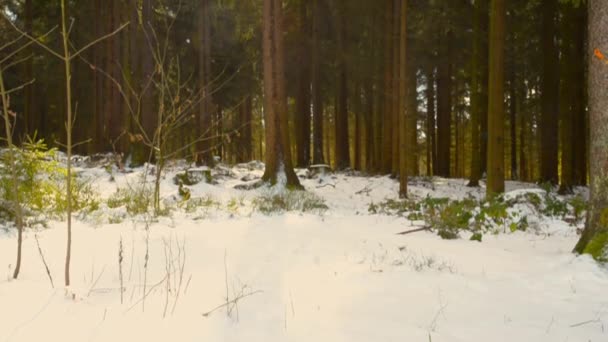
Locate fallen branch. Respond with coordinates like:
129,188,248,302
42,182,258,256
570,318,602,328
316,183,336,189
201,290,263,318
126,274,169,313
396,226,432,235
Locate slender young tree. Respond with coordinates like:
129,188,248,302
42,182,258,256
262,0,301,187
1,60,25,280
573,0,608,259
486,0,506,195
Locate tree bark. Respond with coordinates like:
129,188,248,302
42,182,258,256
334,0,350,170
311,0,325,165
426,65,436,176
468,0,483,187
295,0,312,167
398,0,408,197
573,0,608,260
540,0,559,184
196,0,215,166
572,5,588,186
262,0,302,187
509,68,517,180
436,29,452,178
407,57,418,177
486,0,505,196
23,0,33,137
382,0,394,174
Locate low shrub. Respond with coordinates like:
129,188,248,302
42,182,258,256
253,189,328,215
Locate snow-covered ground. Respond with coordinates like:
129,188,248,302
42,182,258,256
0,161,606,342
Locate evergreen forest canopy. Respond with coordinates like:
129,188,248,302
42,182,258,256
1,0,608,261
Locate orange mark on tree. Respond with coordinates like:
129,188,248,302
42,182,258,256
595,48,605,60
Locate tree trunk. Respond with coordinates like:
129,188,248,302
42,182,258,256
468,0,483,186
436,29,452,178
354,82,362,171
334,0,350,170
382,0,394,174
262,0,301,187
392,0,401,176
573,0,608,260
407,57,418,177
486,0,505,196
540,0,559,184
295,0,312,167
572,5,588,186
141,0,155,160
509,69,517,180
426,65,436,176
23,0,33,137
398,0,408,197
479,0,489,177
311,0,325,165
196,0,215,166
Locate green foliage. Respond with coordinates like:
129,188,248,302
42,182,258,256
470,232,483,242
370,190,588,241
226,196,246,215
583,232,608,262
569,195,588,223
0,138,99,220
184,195,220,213
253,189,328,215
107,186,153,216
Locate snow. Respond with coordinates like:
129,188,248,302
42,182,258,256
0,161,606,342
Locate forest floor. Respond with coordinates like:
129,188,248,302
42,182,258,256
0,159,606,342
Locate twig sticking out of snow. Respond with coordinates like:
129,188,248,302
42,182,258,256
119,236,124,304
87,266,106,298
34,234,54,289
201,290,264,318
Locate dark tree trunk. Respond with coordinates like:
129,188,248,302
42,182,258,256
426,65,436,176
572,6,588,186
486,0,506,195
540,0,559,184
468,0,483,186
479,0,489,177
509,69,517,180
23,0,33,137
573,0,608,260
196,0,215,166
295,0,312,167
436,30,452,178
407,57,418,177
262,0,301,187
311,0,325,165
398,0,408,197
382,0,394,174
334,0,350,170
141,0,155,160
